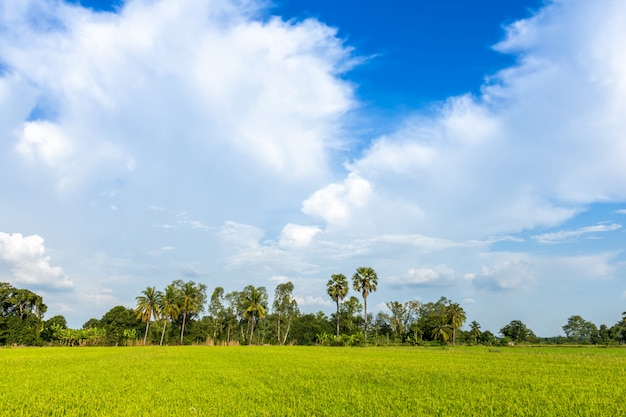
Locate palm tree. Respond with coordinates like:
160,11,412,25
431,322,452,344
470,320,481,345
242,286,267,345
135,286,162,346
177,280,207,344
352,267,378,342
447,302,466,346
159,284,181,346
327,274,349,337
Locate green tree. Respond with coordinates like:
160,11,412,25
447,302,466,346
159,284,181,346
431,321,452,344
242,286,267,345
0,282,47,346
224,290,244,344
327,274,349,337
174,280,207,344
100,306,142,346
562,315,598,344
352,267,378,342
273,282,299,345
82,318,100,329
469,321,481,344
338,296,363,335
135,286,162,346
500,320,535,344
208,287,225,343
41,315,67,343
386,301,409,340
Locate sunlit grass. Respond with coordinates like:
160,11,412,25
2,346,626,416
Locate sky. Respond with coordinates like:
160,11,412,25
1,0,625,337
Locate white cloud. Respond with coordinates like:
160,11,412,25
531,223,622,243
0,232,72,289
301,173,372,226
390,265,457,287
279,224,322,249
219,221,317,273
0,0,356,194
294,295,332,307
473,260,535,291
16,121,73,167
299,0,626,241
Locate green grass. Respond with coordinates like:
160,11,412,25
2,346,626,416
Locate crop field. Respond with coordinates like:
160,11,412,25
2,346,626,416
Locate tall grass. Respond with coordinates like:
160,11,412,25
2,346,625,416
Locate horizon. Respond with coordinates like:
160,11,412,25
1,0,625,337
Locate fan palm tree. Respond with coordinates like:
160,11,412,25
135,286,162,346
327,274,349,337
352,267,378,342
159,284,181,346
242,286,267,345
447,302,466,346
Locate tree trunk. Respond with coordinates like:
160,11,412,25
180,312,187,344
143,320,150,346
364,296,368,343
336,300,340,337
160,320,167,346
249,315,256,345
282,319,292,345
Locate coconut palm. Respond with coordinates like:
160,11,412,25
176,280,207,344
432,322,452,344
470,320,481,345
135,286,162,346
159,284,181,346
327,274,349,337
352,267,378,342
447,302,466,346
242,285,267,345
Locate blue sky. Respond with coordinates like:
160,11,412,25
1,0,625,336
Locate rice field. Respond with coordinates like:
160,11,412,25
2,345,625,416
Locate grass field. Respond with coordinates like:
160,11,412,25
2,345,626,416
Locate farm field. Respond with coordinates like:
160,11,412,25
2,346,626,416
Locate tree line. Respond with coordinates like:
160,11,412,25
3,270,626,346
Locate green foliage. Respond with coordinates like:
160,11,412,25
272,281,299,345
500,320,536,343
100,305,143,346
352,266,378,340
242,285,267,345
562,315,598,344
0,282,46,346
327,273,349,337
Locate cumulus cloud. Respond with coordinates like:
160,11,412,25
301,173,372,226
473,260,535,291
294,295,332,307
0,0,356,195
279,224,322,249
0,232,72,289
301,0,626,241
389,265,457,287
219,221,317,273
